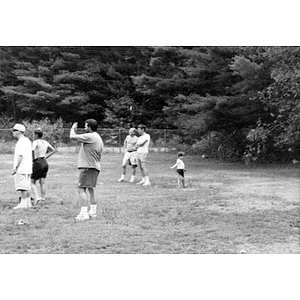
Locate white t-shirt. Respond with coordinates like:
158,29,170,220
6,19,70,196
175,158,185,170
14,136,32,174
32,139,51,159
137,133,151,154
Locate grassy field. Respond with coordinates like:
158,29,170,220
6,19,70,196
0,152,299,254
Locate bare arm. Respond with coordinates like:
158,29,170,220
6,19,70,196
170,162,178,169
45,144,56,160
12,155,23,175
70,122,80,140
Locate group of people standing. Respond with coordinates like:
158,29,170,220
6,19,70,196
116,124,151,186
10,120,154,221
12,124,55,210
11,119,186,222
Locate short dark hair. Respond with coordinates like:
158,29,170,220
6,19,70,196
34,129,43,138
137,124,146,131
178,151,185,157
85,119,98,131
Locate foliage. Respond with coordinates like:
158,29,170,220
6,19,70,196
1,46,300,163
22,118,65,147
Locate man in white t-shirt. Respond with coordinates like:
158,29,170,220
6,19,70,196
11,124,33,209
134,124,151,186
117,127,138,183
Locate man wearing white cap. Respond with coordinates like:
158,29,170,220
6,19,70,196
11,124,33,209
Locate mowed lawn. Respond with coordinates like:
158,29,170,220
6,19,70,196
0,151,299,254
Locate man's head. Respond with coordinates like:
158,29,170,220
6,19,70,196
34,128,43,139
129,128,136,136
12,124,25,138
85,119,98,132
137,124,146,135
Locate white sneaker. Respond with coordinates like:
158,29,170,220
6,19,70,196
142,181,151,186
34,198,45,205
75,212,90,221
13,202,30,209
117,178,124,182
129,177,135,183
88,211,97,218
136,180,145,185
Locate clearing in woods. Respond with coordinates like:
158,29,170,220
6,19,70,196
0,152,299,253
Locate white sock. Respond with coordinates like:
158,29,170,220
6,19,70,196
145,176,150,183
80,207,88,213
90,204,97,213
120,174,125,179
31,184,39,199
130,175,135,180
20,198,27,205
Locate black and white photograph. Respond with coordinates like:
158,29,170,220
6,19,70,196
0,1,299,300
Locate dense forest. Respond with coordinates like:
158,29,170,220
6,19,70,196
0,46,299,163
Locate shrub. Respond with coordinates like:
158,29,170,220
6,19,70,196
22,118,65,147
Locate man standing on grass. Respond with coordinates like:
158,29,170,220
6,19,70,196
70,119,104,221
11,124,33,209
117,127,138,183
134,124,151,186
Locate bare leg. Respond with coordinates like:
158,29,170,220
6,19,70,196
87,187,96,205
132,166,137,176
39,178,46,199
31,179,39,200
78,187,89,207
122,165,126,175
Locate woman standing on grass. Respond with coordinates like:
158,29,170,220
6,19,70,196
31,128,56,205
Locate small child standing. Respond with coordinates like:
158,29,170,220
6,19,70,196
170,152,186,188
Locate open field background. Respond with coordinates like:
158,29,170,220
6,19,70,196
0,152,299,254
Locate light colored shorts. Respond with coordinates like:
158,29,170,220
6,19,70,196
136,152,148,164
122,151,137,166
14,174,31,191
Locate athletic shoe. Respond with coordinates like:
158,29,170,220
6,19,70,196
17,219,26,225
117,178,124,182
129,177,135,183
136,180,145,185
75,212,90,221
34,198,45,205
142,181,151,186
88,211,97,218
13,202,30,209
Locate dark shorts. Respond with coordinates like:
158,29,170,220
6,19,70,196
31,157,49,180
177,169,185,177
78,168,100,188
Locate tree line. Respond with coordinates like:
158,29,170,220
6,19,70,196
0,46,299,163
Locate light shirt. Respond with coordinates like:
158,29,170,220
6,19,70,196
125,135,138,151
175,158,185,170
14,136,32,174
32,139,51,159
137,133,150,154
76,132,104,171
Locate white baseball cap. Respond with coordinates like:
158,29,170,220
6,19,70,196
13,124,26,132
